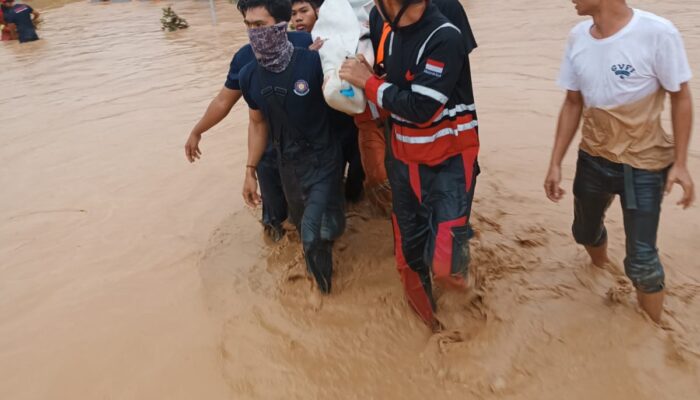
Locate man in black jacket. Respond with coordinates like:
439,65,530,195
340,0,479,328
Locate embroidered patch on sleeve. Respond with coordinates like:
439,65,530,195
424,59,444,77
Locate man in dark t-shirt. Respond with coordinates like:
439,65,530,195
239,0,345,294
222,31,311,241
185,11,312,242
2,0,39,43
1,1,18,41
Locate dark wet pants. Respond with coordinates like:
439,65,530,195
387,143,479,326
279,145,346,293
256,146,287,230
340,125,365,203
18,33,38,43
573,150,668,293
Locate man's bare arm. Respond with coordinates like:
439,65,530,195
242,108,269,207
185,86,242,162
544,90,584,202
666,82,695,208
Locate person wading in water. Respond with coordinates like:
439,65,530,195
544,0,695,323
239,0,346,294
340,0,480,329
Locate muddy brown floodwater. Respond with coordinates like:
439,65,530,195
1,1,699,399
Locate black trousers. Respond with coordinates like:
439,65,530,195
573,150,668,293
256,146,287,229
278,144,346,293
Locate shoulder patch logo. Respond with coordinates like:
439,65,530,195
611,64,636,80
293,79,310,96
424,59,444,77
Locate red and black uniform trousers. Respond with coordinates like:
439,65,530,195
385,125,479,326
365,2,480,324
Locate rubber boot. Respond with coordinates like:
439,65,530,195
304,240,333,294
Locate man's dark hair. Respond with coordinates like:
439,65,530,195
237,0,293,23
290,0,322,8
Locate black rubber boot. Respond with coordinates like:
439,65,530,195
304,240,333,294
263,224,286,243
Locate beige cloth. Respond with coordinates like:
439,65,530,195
580,90,675,170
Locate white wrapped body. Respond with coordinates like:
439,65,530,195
312,0,375,115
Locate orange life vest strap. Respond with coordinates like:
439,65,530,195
376,22,391,65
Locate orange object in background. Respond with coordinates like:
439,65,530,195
355,119,387,186
0,7,15,41
354,117,392,215
351,21,394,215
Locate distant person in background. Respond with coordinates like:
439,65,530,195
1,0,17,41
1,0,39,43
290,0,323,51
291,0,366,203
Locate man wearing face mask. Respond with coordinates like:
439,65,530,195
185,0,313,243
339,0,479,328
239,0,346,294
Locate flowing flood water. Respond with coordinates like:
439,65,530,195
1,1,700,399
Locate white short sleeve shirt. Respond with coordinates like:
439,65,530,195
558,9,692,108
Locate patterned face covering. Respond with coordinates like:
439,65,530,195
248,22,294,73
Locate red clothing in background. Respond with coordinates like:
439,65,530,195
1,8,15,41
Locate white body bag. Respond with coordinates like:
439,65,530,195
312,0,375,115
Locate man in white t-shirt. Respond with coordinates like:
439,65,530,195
544,0,695,323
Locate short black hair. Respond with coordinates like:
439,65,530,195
237,0,293,23
290,0,322,8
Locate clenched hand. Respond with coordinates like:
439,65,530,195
544,165,566,202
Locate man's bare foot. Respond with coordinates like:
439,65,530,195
637,289,664,323
585,241,610,267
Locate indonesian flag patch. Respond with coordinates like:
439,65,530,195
424,59,444,77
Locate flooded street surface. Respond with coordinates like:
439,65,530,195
1,1,699,399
